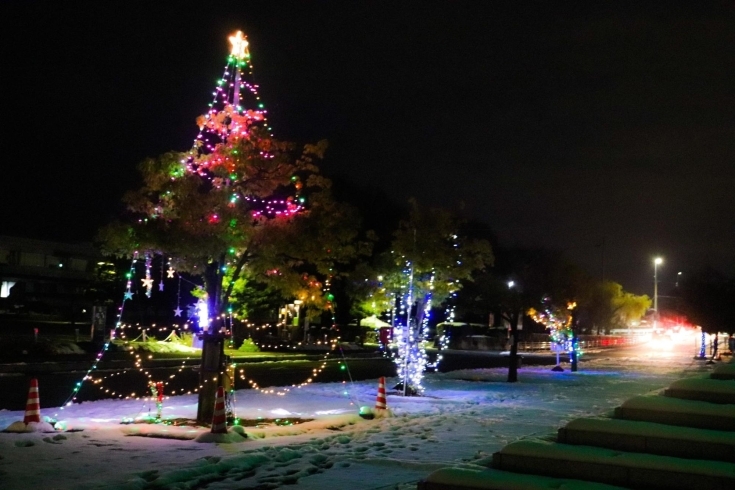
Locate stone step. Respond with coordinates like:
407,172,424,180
614,394,735,431
664,377,735,404
711,362,735,380
492,440,735,490
558,417,735,462
418,467,628,490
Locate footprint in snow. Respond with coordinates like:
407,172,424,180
138,470,159,482
14,440,34,448
309,454,329,465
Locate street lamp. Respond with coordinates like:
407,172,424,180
653,257,663,316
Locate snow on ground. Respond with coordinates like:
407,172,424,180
0,339,714,489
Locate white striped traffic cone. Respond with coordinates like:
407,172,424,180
23,378,41,424
375,377,387,410
211,386,227,434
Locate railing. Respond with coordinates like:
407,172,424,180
516,333,650,352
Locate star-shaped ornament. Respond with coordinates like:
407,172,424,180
158,281,164,292
166,267,175,278
141,278,154,289
229,30,250,59
173,307,182,317
124,291,133,300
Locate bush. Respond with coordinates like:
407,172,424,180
238,338,260,353
179,331,194,347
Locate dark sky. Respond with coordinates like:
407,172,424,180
2,1,734,295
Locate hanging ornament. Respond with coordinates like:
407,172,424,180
158,257,165,292
173,276,182,317
187,304,199,318
143,254,153,298
123,254,136,301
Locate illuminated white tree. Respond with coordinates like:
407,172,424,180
374,201,492,394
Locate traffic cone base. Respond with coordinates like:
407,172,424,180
375,377,387,410
23,378,41,424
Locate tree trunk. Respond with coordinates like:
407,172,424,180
507,311,520,383
196,332,227,425
197,256,227,425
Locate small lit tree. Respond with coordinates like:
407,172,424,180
370,200,492,394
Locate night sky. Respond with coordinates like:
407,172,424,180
2,1,734,295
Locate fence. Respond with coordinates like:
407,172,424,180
515,333,650,352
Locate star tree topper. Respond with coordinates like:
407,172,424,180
229,30,250,59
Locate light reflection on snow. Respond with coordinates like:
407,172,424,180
270,408,293,416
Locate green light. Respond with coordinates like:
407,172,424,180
340,364,346,371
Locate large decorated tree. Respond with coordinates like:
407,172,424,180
100,31,365,422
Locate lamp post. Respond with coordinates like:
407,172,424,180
653,258,663,328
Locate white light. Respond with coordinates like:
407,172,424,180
197,300,209,329
229,31,250,59
654,257,663,265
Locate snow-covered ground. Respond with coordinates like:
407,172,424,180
0,337,713,489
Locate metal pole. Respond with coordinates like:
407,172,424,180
654,262,658,313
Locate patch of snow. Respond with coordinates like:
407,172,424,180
3,420,56,433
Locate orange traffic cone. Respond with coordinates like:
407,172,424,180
210,386,227,434
23,378,41,424
375,377,387,410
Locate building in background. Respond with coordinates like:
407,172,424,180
0,236,102,323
